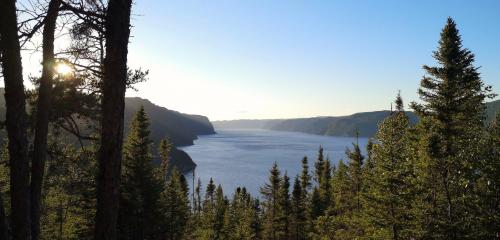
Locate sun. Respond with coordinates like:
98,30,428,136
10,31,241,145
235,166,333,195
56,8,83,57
54,62,74,76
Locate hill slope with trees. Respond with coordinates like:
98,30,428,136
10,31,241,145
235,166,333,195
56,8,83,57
0,89,215,173
214,100,499,137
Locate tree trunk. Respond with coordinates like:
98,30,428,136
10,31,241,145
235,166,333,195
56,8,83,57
31,1,61,239
94,0,132,239
0,0,32,239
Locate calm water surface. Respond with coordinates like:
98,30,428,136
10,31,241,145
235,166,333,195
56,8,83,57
181,129,368,196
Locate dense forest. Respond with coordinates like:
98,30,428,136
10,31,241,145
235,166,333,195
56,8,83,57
0,0,499,240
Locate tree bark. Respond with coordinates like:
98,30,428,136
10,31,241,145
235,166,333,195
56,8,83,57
94,0,132,239
30,1,61,239
0,0,32,239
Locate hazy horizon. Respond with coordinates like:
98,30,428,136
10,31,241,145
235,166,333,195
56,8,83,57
15,0,500,121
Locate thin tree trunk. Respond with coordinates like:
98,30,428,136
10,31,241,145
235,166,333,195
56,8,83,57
94,0,132,239
0,0,31,239
31,1,61,239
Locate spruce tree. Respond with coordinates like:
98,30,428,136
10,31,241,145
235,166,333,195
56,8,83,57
194,178,203,217
318,158,332,215
206,178,216,206
162,168,190,240
261,162,282,240
345,135,368,239
309,187,323,221
311,146,332,217
314,146,325,183
276,173,291,239
226,187,258,240
251,198,263,239
410,17,495,238
300,156,311,199
363,94,415,239
196,178,215,239
291,176,307,240
119,106,163,240
346,142,364,212
158,138,173,176
214,185,228,239
476,113,500,238
330,160,352,234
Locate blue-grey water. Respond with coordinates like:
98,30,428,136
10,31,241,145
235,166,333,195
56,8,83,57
181,129,368,196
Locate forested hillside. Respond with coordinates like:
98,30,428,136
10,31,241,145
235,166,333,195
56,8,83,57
0,89,214,173
486,99,500,122
124,97,215,146
215,100,499,137
0,89,215,147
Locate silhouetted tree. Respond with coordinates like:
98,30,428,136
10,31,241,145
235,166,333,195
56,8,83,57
0,0,32,239
94,0,133,239
30,1,62,239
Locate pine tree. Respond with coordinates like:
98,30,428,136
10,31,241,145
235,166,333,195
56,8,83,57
346,141,364,212
290,176,307,240
410,17,495,238
251,198,263,239
162,168,190,240
196,178,227,240
311,146,332,217
309,187,323,221
318,158,332,215
158,138,173,177
94,0,134,238
261,162,282,240
119,107,163,240
475,113,500,238
314,146,325,184
330,160,352,235
300,156,311,199
206,178,216,207
194,178,203,217
226,187,258,240
0,0,32,237
214,185,228,239
276,173,291,239
363,94,416,239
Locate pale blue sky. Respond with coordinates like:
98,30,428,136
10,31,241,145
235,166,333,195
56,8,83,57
33,1,500,120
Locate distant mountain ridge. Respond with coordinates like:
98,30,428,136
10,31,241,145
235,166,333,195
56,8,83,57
0,88,216,173
124,97,215,147
124,97,216,173
214,100,500,137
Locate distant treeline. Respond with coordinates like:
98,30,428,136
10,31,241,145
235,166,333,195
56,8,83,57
214,100,499,137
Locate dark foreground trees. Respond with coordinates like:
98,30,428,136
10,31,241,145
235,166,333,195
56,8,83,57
0,0,32,239
119,107,163,239
94,0,133,239
30,1,62,239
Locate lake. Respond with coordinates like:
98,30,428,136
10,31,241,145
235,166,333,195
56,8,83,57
181,129,368,196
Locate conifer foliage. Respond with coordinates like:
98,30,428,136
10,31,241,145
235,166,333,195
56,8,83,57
1,5,500,239
119,106,163,239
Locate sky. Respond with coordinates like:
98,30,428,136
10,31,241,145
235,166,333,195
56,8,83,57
19,0,500,121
